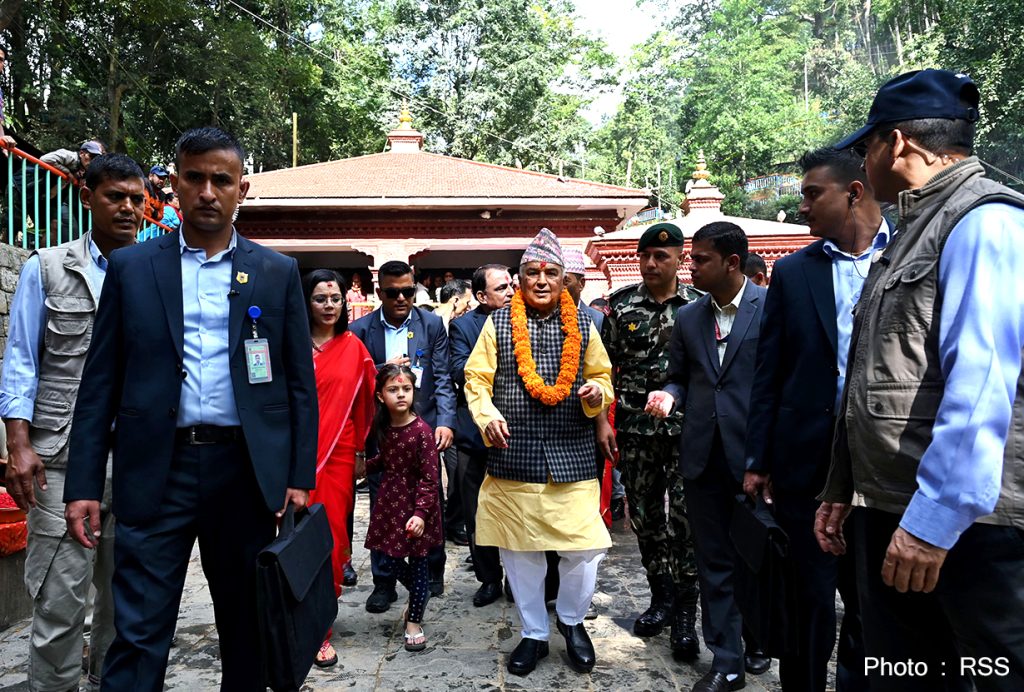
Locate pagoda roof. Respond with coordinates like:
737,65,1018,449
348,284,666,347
244,151,648,204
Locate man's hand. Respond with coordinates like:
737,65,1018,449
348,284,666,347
435,426,454,451
595,414,618,464
882,527,948,593
743,471,773,505
577,383,603,409
814,502,852,555
65,500,102,548
1,135,15,156
5,442,47,511
386,355,411,367
485,419,510,448
645,391,674,419
277,487,310,518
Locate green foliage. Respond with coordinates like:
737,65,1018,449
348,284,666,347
0,0,1021,191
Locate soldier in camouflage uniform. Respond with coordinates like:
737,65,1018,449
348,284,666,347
600,222,702,660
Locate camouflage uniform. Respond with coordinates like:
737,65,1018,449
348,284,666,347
603,280,702,603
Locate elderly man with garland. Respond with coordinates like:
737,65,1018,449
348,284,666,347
465,228,613,677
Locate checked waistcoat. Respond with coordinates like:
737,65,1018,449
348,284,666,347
487,303,597,484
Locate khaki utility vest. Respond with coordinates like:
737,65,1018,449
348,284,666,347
827,158,1024,531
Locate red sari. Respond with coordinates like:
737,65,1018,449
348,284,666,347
309,331,376,600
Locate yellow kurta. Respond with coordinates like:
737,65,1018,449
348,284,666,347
464,315,614,551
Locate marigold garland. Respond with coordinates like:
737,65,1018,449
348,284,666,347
510,288,582,406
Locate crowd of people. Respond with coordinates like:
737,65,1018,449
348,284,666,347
0,68,1022,692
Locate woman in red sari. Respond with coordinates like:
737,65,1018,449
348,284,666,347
303,269,377,668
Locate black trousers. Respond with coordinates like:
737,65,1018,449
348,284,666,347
443,447,465,535
368,460,447,586
684,440,747,676
774,493,868,692
101,439,276,692
455,449,502,584
852,507,1024,692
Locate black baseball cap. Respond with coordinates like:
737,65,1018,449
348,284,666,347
835,69,980,150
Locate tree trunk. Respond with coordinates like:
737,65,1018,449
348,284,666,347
0,0,23,31
106,45,126,151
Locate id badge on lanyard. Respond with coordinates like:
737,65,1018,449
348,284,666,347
410,347,424,389
245,305,273,384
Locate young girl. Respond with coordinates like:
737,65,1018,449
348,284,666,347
362,364,443,651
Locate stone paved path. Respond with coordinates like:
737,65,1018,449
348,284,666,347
0,492,788,691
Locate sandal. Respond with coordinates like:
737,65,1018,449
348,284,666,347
404,625,427,652
314,639,338,668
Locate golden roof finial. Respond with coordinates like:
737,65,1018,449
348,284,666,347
693,150,711,181
397,101,414,130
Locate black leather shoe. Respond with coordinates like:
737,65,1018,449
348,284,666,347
473,582,503,607
670,603,700,661
610,497,625,521
429,578,444,597
342,562,358,587
744,649,771,675
507,638,549,676
556,619,595,673
448,528,470,546
365,584,398,613
692,670,745,691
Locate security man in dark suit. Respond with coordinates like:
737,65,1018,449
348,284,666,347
63,127,318,691
647,221,768,692
349,260,457,610
745,147,884,692
450,263,514,606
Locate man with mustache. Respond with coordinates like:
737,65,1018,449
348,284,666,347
2,154,145,691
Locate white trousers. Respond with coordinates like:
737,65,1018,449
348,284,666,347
500,548,606,641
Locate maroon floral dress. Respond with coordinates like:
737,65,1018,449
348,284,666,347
364,416,443,558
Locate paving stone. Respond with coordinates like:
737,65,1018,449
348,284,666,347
0,493,791,690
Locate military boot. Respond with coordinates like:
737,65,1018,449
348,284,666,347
633,574,675,637
670,599,700,661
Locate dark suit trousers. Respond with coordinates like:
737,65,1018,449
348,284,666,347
456,449,502,584
101,439,276,692
774,494,868,692
368,457,447,586
443,447,465,534
684,434,746,676
852,507,1024,692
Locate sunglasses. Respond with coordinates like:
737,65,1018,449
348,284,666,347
382,287,416,300
851,141,869,158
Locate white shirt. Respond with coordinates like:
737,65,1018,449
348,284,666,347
711,277,747,365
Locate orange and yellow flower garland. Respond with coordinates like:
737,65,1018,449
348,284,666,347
510,288,581,406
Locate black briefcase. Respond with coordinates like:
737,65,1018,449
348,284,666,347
730,495,798,658
256,503,337,692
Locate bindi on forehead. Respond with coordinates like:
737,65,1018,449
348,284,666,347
392,375,409,385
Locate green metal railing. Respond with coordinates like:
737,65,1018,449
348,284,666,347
2,142,170,249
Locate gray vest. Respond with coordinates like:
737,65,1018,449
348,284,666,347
487,302,597,483
29,233,99,469
832,158,1024,529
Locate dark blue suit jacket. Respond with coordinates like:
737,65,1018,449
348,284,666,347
664,280,767,482
64,232,318,525
745,235,874,498
349,306,456,431
449,307,490,454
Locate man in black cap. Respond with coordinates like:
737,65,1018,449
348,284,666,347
601,222,704,660
817,69,1024,691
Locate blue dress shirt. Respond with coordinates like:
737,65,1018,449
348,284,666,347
0,239,108,421
177,231,240,427
824,222,890,412
899,203,1024,548
380,309,411,361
